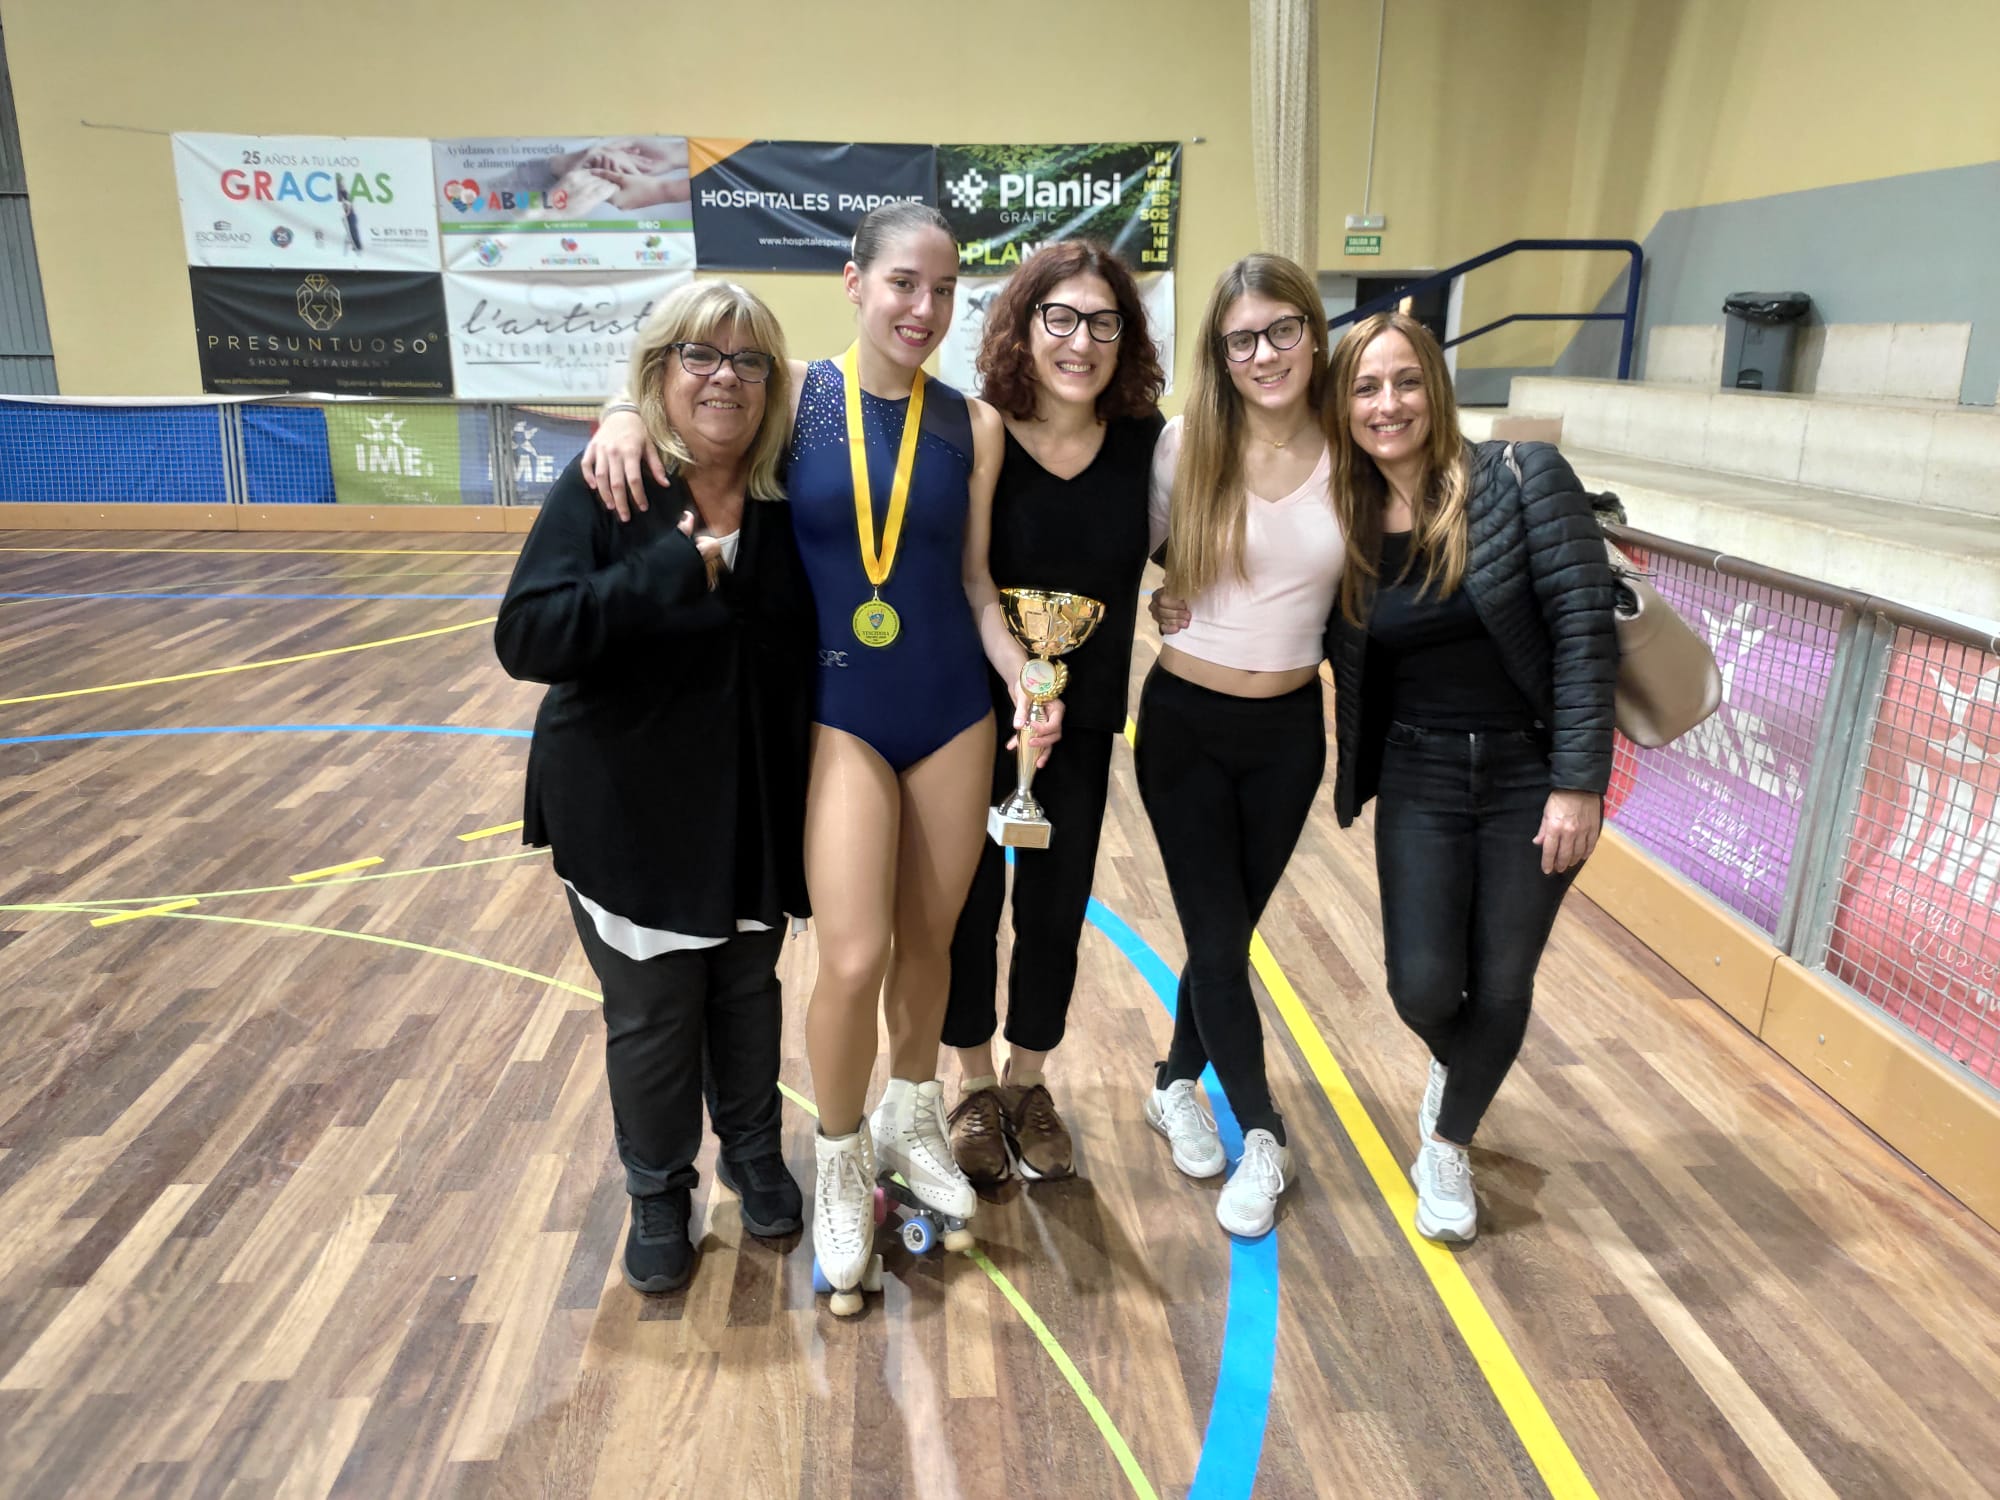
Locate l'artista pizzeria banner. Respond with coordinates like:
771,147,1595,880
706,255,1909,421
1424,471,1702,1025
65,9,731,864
189,268,452,396
172,134,440,271
937,143,1181,273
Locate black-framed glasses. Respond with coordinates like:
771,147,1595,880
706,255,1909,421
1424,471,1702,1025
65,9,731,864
1220,316,1307,363
671,342,774,382
1036,302,1124,343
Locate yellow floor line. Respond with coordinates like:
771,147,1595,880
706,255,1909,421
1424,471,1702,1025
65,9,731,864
90,898,197,927
457,821,524,843
289,857,383,883
0,615,498,706
44,898,1155,1498
1251,933,1598,1498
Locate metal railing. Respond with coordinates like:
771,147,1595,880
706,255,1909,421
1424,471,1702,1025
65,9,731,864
1327,238,1645,380
1603,524,2000,1090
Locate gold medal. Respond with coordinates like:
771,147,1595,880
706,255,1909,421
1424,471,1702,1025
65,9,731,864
851,594,901,648
841,343,924,649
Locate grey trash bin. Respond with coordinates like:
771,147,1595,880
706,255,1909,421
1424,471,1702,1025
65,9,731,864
1721,292,1812,392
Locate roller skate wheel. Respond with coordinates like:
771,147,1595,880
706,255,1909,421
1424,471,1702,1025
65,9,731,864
872,1186,890,1226
901,1216,937,1255
829,1288,863,1317
942,1227,975,1254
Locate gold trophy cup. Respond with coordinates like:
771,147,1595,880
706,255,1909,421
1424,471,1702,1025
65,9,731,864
987,588,1105,848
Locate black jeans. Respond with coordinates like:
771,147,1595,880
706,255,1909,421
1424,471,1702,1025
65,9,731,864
944,728,1116,1053
1373,722,1583,1145
1135,668,1326,1143
566,889,786,1198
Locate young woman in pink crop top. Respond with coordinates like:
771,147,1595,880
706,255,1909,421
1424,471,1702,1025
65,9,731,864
1136,253,1345,1237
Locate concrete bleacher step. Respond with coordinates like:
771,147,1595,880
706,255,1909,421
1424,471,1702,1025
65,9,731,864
1457,408,1562,445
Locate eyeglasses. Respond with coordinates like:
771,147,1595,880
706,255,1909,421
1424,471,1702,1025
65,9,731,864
671,342,774,382
1035,302,1124,343
1220,316,1308,363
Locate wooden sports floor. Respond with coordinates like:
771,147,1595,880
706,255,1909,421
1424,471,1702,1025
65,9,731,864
3,531,1999,1500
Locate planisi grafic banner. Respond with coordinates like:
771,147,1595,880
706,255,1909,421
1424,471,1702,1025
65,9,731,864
189,268,452,397
688,140,936,271
431,137,696,274
172,134,440,271
442,269,692,400
937,142,1181,274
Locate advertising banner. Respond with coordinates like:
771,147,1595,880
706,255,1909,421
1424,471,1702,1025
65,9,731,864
443,269,691,400
688,140,936,271
937,142,1181,274
457,405,596,507
1603,573,1837,933
325,403,463,507
431,137,696,273
936,270,1175,397
173,134,440,270
1828,638,2000,1082
190,268,452,397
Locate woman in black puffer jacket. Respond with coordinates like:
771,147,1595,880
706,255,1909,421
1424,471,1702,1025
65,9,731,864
1322,312,1615,1245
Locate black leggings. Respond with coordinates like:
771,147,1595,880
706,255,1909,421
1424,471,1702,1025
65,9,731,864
944,728,1116,1053
566,890,785,1197
1373,722,1583,1145
1135,667,1326,1143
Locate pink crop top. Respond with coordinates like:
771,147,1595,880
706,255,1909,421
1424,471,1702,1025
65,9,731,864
1147,415,1346,672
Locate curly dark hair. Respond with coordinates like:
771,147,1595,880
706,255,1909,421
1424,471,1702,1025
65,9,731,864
975,241,1166,422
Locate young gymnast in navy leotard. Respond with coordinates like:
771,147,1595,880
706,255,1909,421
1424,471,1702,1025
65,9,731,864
583,204,1063,1313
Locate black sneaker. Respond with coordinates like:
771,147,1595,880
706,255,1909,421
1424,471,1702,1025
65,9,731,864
715,1152,803,1237
623,1187,694,1293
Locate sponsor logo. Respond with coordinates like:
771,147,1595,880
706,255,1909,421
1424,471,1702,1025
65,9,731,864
354,412,435,483
561,238,580,251
510,420,556,485
476,238,504,267
295,274,342,332
818,648,851,669
195,218,254,248
269,227,293,248
945,167,1127,215
443,178,482,212
944,169,988,212
221,169,396,205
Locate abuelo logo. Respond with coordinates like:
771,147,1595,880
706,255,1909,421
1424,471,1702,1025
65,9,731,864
296,274,343,331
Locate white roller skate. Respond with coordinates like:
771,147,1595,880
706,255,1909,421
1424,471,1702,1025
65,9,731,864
869,1079,977,1254
811,1123,883,1317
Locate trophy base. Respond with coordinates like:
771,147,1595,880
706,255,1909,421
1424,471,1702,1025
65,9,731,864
986,807,1052,849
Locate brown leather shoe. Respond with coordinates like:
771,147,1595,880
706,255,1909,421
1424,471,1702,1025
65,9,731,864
947,1086,1012,1185
1000,1082,1074,1181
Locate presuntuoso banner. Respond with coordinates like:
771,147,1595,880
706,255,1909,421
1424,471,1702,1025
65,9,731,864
937,143,1181,274
431,137,696,274
172,134,440,271
688,140,936,271
189,268,452,397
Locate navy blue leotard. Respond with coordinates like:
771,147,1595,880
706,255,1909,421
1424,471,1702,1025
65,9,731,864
788,358,992,772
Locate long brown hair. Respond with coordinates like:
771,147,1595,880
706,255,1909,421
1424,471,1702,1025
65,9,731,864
975,240,1164,421
1327,311,1469,623
1165,253,1330,599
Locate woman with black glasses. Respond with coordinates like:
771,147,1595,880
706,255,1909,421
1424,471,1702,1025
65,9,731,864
941,241,1165,1186
496,281,815,1295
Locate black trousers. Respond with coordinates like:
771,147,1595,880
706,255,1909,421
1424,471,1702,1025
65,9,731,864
566,890,785,1198
1372,722,1583,1145
1135,668,1326,1143
943,727,1116,1053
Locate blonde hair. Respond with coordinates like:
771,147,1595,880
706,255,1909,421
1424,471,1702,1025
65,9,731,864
1327,311,1469,623
625,281,792,500
1165,254,1330,599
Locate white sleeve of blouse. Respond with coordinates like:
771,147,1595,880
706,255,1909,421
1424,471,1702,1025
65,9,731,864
1148,415,1182,557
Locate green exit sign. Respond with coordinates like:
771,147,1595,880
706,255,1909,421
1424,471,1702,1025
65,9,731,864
1345,234,1382,256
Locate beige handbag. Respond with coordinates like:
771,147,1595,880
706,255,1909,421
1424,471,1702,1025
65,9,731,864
1503,445,1721,748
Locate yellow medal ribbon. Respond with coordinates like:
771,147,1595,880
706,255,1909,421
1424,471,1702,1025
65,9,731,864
841,342,925,648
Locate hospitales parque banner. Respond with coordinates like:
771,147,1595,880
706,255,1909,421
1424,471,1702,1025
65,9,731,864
431,137,696,274
172,134,440,270
937,143,1181,273
443,269,692,400
190,268,452,397
687,140,937,271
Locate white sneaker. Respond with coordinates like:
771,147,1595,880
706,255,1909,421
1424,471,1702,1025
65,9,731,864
1216,1128,1290,1236
1419,1058,1448,1142
870,1079,977,1222
1411,1140,1478,1242
1144,1077,1226,1179
813,1123,877,1291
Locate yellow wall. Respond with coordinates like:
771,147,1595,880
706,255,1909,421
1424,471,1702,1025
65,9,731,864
3,0,1253,397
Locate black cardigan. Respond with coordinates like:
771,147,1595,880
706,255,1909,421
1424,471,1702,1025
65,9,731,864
1324,440,1618,827
494,457,815,932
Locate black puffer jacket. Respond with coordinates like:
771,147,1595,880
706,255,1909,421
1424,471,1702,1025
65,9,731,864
1324,440,1617,827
